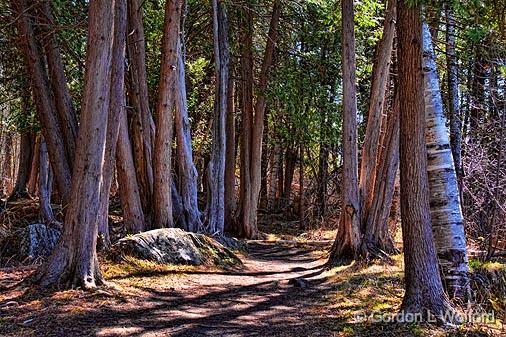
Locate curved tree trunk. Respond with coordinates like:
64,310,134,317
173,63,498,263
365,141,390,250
153,0,182,228
39,0,78,164
33,0,114,289
363,92,399,255
422,22,469,300
359,0,396,228
397,1,452,317
329,0,362,262
14,0,72,204
174,38,202,233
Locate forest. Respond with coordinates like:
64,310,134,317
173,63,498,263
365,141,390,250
0,0,505,336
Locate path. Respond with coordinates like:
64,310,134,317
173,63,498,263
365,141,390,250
1,241,339,337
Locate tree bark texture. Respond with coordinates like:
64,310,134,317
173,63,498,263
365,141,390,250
422,22,469,300
329,0,362,262
397,1,451,317
34,0,114,288
239,0,281,238
14,0,72,204
445,5,463,196
207,0,230,235
97,0,128,247
127,0,155,219
39,0,78,164
359,0,396,228
153,0,183,228
174,37,202,233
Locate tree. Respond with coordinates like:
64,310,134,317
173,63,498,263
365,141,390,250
127,0,155,221
239,0,281,238
32,0,115,288
98,0,128,247
207,0,230,235
445,4,463,195
14,0,72,204
38,136,56,225
8,131,33,200
397,0,452,317
422,22,470,300
39,0,78,164
174,37,202,232
328,0,362,262
153,0,183,229
359,0,396,229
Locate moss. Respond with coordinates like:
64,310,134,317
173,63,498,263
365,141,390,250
469,259,505,272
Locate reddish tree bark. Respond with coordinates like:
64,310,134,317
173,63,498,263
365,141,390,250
33,0,115,288
329,0,363,262
397,0,452,317
14,0,72,204
153,0,183,228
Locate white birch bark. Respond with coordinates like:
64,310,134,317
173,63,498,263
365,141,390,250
422,22,469,299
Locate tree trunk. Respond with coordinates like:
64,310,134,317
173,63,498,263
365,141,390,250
397,1,452,317
363,91,399,255
422,22,469,300
38,137,56,226
127,0,155,220
33,0,114,288
329,0,362,262
97,0,128,247
359,0,396,228
39,0,78,164
445,5,463,197
2,132,13,196
242,0,281,238
27,135,41,195
268,142,282,210
153,0,183,228
238,1,254,238
116,114,145,233
207,0,230,235
282,146,297,211
14,0,72,204
224,70,236,231
9,131,33,200
174,37,202,232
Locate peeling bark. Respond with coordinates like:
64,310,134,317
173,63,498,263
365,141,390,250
422,22,469,300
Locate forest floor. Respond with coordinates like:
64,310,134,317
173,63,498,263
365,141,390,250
0,225,504,337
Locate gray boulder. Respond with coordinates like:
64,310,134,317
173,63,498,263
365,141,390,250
111,228,242,268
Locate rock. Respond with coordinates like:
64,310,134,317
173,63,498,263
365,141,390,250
110,228,242,268
19,224,60,259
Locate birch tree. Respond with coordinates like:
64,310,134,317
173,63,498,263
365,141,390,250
422,22,469,300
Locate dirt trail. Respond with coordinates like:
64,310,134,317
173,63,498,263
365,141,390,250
1,241,337,337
